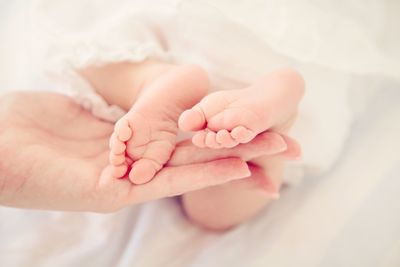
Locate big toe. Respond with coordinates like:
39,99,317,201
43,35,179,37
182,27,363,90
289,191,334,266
178,107,206,131
129,159,159,184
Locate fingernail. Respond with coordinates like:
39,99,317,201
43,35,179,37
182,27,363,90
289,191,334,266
273,135,288,153
230,159,252,179
242,165,252,178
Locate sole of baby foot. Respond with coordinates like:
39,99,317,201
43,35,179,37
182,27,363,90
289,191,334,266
109,64,210,184
179,68,305,149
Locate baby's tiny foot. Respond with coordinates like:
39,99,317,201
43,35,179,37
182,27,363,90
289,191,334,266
179,69,304,148
109,65,209,184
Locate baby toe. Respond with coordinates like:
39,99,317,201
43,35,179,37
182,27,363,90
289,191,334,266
129,159,158,184
114,118,132,142
192,131,207,148
109,153,126,166
216,129,239,148
205,131,222,149
111,163,128,178
178,107,206,132
231,126,256,144
109,133,127,154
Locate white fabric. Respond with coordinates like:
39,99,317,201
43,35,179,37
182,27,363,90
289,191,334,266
0,1,399,266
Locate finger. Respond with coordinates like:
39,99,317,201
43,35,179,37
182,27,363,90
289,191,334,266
129,158,251,203
248,150,286,195
168,131,288,166
278,134,302,160
224,164,281,198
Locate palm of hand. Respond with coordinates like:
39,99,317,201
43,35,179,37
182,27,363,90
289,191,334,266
0,92,119,211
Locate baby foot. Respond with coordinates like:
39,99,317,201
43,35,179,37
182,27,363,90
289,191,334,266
178,69,304,148
110,65,209,184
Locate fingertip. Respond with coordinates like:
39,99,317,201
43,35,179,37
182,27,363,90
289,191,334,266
279,134,302,160
271,133,288,152
255,132,288,154
223,158,251,178
241,164,252,178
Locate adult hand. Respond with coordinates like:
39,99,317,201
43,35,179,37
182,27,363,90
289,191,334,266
169,132,301,194
0,92,290,212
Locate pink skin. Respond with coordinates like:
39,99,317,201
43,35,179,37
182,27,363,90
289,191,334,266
109,65,210,184
169,131,302,197
178,68,305,148
81,61,304,229
168,131,295,166
0,91,300,212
